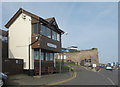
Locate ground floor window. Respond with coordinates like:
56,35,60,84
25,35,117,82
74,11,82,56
34,49,39,60
50,53,54,61
34,49,54,61
41,52,44,60
45,52,49,61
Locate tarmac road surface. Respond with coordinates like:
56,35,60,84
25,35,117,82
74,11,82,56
60,66,118,85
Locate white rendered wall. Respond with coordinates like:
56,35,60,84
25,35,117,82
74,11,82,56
8,13,34,69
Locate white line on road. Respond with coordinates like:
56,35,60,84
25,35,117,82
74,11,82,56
107,77,115,85
97,70,116,85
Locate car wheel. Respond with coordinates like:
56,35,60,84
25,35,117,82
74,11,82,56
0,79,4,87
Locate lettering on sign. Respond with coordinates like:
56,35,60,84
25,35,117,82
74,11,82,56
47,43,57,48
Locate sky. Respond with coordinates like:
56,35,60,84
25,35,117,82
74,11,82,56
1,2,118,64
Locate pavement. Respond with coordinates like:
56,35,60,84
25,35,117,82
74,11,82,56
7,71,73,86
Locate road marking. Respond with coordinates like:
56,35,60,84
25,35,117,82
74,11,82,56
107,77,115,85
97,70,116,85
46,67,77,85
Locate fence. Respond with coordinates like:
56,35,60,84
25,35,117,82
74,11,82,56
2,58,23,75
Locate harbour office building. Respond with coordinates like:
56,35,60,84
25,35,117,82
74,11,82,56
5,8,64,74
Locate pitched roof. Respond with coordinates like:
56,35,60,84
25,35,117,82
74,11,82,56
45,17,59,29
45,17,54,22
5,8,64,34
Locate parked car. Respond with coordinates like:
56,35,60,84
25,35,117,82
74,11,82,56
0,72,8,87
100,65,105,68
84,62,91,67
106,65,113,71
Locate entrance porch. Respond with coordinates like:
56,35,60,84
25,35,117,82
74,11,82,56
34,48,57,75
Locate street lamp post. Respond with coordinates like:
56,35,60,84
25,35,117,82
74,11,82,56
59,32,68,73
60,54,62,73
39,48,41,77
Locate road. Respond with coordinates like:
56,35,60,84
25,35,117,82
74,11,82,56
59,66,118,85
6,65,118,87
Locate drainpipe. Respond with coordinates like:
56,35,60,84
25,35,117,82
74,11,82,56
60,53,62,73
29,45,31,76
28,35,41,76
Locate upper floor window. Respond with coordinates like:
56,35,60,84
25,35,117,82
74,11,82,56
41,25,46,36
33,23,38,34
52,30,56,40
57,33,60,41
46,27,51,38
40,24,60,41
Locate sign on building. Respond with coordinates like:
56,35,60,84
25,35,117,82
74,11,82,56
47,43,57,48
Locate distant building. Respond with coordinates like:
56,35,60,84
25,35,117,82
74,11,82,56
62,48,70,52
0,29,7,42
56,48,99,66
62,46,78,52
67,46,78,51
0,29,8,58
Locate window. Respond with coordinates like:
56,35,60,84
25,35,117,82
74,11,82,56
34,49,39,60
52,30,56,40
45,52,49,61
50,53,54,61
57,33,60,41
41,52,44,60
47,27,51,38
41,25,46,36
33,23,38,34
